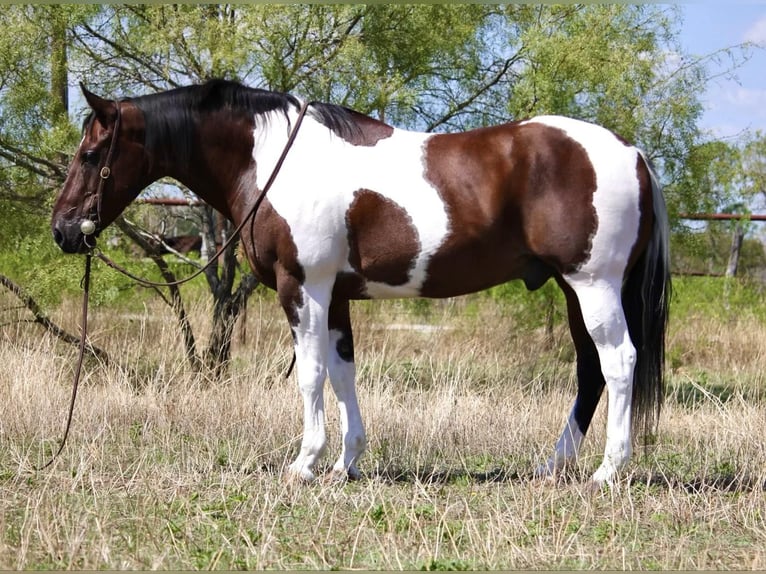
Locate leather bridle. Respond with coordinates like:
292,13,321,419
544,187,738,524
84,102,122,249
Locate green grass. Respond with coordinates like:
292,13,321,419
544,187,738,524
0,277,764,569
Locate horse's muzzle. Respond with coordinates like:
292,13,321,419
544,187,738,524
52,218,97,254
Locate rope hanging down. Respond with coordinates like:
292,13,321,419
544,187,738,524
37,102,310,469
35,254,92,471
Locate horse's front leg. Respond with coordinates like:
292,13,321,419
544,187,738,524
279,277,332,482
327,296,366,480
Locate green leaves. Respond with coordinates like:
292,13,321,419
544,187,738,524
0,4,757,295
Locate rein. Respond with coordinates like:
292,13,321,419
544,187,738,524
38,101,309,470
94,100,310,287
35,254,92,471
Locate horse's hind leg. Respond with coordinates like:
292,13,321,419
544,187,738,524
562,274,637,486
326,296,366,479
536,277,605,478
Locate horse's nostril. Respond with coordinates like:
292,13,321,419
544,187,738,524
53,226,64,247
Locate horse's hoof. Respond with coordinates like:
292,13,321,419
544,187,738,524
582,479,608,495
328,464,362,483
590,463,617,487
284,464,316,484
532,459,560,481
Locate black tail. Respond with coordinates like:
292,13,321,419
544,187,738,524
623,152,671,440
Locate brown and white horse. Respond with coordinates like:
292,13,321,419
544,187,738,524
51,80,670,486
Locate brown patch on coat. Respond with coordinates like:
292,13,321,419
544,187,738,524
345,189,420,286
237,197,305,326
336,109,394,146
420,121,598,297
186,109,259,219
347,110,394,146
328,296,354,362
516,123,598,273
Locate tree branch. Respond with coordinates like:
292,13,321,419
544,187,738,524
424,55,520,132
76,21,180,90
0,273,111,365
0,139,67,182
115,217,202,370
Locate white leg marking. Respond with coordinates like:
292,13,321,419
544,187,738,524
287,283,332,481
535,407,585,479
566,277,636,486
327,329,366,479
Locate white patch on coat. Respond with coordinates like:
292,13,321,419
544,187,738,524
251,105,450,298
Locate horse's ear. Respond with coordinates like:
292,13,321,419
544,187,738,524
80,82,118,126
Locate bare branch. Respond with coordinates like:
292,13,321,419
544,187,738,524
115,217,201,370
0,273,111,365
0,138,67,182
424,55,520,132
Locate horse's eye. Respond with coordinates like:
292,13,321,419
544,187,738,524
82,150,99,165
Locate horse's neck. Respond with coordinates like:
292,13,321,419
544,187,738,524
169,114,266,218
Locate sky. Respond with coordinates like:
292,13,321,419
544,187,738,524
678,3,766,140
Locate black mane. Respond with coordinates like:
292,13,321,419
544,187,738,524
126,79,362,165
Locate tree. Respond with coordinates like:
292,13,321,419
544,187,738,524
741,132,766,211
0,5,753,374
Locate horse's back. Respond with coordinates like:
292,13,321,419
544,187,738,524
261,113,650,300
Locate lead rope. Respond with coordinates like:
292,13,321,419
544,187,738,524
35,254,92,471
94,100,310,289
38,102,309,469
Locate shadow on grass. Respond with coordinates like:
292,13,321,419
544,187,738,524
629,471,766,494
369,465,524,485
365,464,766,493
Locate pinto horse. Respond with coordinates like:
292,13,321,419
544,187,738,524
51,80,670,486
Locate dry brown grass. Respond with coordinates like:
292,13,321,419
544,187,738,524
0,285,764,569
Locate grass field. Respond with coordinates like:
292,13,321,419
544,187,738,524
0,277,764,569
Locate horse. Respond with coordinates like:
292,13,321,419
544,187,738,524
51,79,670,486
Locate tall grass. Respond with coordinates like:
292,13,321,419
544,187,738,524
0,278,764,569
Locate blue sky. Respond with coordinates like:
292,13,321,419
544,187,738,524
678,3,766,139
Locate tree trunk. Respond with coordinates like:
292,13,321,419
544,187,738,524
725,222,745,277
200,206,260,376
48,7,69,120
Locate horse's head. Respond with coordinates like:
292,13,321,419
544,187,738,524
51,85,150,253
